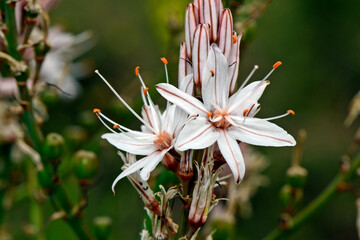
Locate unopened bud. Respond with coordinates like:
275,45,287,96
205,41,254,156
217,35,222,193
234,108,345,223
279,184,292,207
40,88,59,106
92,216,112,240
286,165,307,188
73,150,98,184
34,40,51,62
43,133,65,161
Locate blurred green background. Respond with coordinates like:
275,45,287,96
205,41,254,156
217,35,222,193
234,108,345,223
6,0,360,239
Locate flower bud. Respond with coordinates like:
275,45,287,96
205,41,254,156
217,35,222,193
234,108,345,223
42,133,65,161
92,216,112,240
279,184,292,207
40,88,59,106
34,40,51,62
286,165,307,188
73,150,98,184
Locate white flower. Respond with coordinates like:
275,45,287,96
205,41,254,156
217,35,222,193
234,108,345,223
156,44,296,184
94,62,187,192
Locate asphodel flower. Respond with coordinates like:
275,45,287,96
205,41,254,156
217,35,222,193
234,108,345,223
179,0,241,94
94,59,187,193
157,44,296,183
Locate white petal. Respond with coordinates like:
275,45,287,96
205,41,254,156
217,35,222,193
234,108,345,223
175,117,219,151
156,83,208,116
102,133,157,155
202,44,230,109
228,117,296,146
179,74,195,96
111,150,166,193
227,80,269,114
140,149,169,181
217,129,245,184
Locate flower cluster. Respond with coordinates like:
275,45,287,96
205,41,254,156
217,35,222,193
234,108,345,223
94,0,296,236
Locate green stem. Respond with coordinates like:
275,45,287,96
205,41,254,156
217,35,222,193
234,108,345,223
178,182,189,238
4,2,21,60
263,154,360,240
26,158,45,240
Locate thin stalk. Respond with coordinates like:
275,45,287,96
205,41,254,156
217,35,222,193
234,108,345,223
26,158,45,240
4,2,21,60
178,182,189,238
263,154,360,240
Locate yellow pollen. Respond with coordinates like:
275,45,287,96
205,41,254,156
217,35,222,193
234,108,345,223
135,66,140,77
287,110,295,115
113,124,119,129
273,61,282,69
210,69,215,76
243,109,249,116
232,35,237,44
93,108,101,114
143,87,149,96
207,112,213,118
161,57,168,65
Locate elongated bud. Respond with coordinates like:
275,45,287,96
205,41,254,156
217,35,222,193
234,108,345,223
192,24,210,88
93,216,112,240
228,33,241,94
185,3,197,60
203,0,220,42
178,42,188,87
73,150,98,186
43,133,65,161
217,9,233,60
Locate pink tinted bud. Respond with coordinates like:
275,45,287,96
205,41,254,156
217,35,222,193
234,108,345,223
217,9,233,60
185,3,197,60
202,0,220,42
228,33,242,94
192,24,210,88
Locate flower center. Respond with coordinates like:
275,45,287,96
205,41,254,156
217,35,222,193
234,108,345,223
154,131,173,150
211,109,231,129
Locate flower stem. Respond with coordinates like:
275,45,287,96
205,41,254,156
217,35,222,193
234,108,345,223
178,182,190,238
263,154,360,240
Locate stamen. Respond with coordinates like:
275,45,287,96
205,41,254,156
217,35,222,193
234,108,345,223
287,110,295,115
161,57,168,65
262,110,294,121
273,61,282,69
239,65,259,90
232,35,237,44
243,109,249,116
95,70,155,132
207,112,213,118
210,69,215,77
93,108,101,114
143,87,149,96
135,66,140,77
95,113,118,133
260,61,282,83
113,124,119,129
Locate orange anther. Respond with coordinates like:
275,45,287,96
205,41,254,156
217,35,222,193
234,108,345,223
210,69,215,76
161,57,168,65
232,35,237,44
143,87,149,96
287,110,295,115
243,109,249,116
93,108,101,114
273,61,282,69
207,112,213,118
113,124,119,129
135,66,140,77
